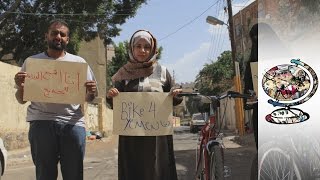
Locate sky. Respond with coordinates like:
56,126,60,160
113,0,255,84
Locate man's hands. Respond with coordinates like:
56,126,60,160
14,72,27,89
14,71,27,104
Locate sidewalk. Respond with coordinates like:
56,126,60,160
5,129,256,167
6,136,114,167
221,130,256,149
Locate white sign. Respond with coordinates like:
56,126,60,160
113,92,173,136
24,58,87,104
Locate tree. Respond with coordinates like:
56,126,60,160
195,51,233,96
0,0,148,64
106,41,129,88
0,0,22,23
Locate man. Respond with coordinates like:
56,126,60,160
14,19,97,180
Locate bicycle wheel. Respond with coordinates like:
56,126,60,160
289,132,320,178
209,145,224,180
200,147,208,180
258,146,301,180
196,146,206,180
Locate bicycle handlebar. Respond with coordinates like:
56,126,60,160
177,92,200,97
178,91,255,100
177,91,257,109
220,91,255,100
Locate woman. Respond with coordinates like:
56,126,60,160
106,30,183,180
244,23,258,149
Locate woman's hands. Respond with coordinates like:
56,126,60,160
107,88,119,98
170,88,182,97
85,80,97,95
84,81,97,102
107,88,183,98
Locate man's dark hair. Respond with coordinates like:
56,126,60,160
47,19,70,35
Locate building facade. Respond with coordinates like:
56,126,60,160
233,0,258,65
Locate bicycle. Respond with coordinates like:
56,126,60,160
179,91,255,180
258,129,320,180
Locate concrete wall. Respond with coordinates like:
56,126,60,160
78,38,114,136
217,98,237,130
78,37,106,100
83,99,113,136
216,95,252,132
0,62,30,150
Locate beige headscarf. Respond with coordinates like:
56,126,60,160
112,30,158,82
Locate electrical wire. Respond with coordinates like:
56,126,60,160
216,13,229,58
207,0,223,60
159,0,222,41
211,1,227,61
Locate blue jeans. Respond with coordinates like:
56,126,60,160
28,121,86,180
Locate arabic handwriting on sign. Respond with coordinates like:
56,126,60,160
43,86,69,98
26,70,81,98
26,70,58,80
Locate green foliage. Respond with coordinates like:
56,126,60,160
185,96,210,115
0,0,148,64
185,51,233,114
106,41,129,88
185,97,198,115
156,46,163,60
194,50,233,96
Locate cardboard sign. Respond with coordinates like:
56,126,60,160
23,58,87,104
250,62,258,96
113,92,173,136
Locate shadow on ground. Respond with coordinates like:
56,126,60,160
175,149,197,180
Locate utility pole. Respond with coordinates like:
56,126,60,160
226,0,245,136
172,70,176,85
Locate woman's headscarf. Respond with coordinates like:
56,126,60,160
112,30,158,82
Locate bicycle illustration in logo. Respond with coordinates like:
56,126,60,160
262,58,318,124
259,59,320,180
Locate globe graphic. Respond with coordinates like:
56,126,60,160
261,59,318,124
262,64,310,102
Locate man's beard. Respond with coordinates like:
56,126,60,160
48,40,67,51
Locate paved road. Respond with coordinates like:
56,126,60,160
3,126,256,180
174,126,256,180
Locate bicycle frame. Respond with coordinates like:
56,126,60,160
178,91,255,180
196,105,224,180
